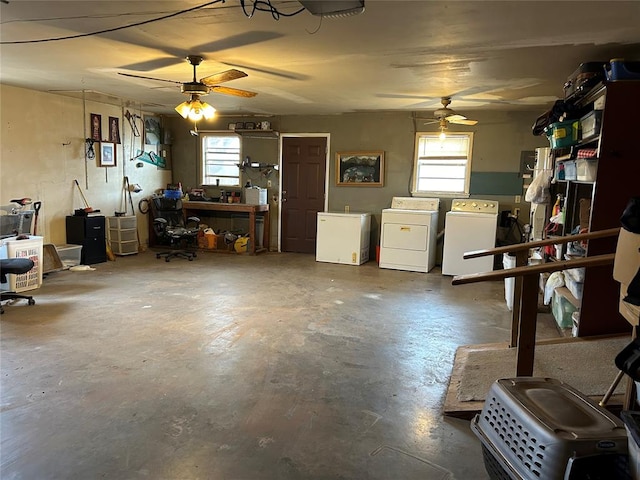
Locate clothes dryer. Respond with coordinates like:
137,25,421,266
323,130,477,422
379,197,440,273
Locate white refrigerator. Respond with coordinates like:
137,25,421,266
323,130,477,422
316,212,371,265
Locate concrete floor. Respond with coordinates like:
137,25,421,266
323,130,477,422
1,251,561,479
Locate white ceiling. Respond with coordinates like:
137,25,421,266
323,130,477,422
1,1,639,117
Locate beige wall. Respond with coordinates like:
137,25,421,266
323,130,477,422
1,84,171,247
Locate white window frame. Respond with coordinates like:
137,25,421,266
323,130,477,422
411,132,474,198
200,132,241,187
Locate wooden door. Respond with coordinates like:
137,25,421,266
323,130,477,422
281,136,327,253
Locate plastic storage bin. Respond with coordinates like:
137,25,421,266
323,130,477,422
545,120,580,148
564,270,584,300
561,160,577,180
580,110,603,139
552,287,578,328
605,59,640,81
0,236,43,292
577,159,598,181
244,187,267,205
472,377,629,480
55,244,82,268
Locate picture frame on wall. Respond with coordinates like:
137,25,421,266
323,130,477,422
336,151,384,186
109,116,121,144
144,116,161,145
99,142,116,167
90,113,102,141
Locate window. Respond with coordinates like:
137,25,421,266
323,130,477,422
201,133,241,186
412,132,474,196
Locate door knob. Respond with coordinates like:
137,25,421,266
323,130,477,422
282,198,287,202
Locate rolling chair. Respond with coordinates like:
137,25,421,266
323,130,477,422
1,258,36,314
150,196,200,262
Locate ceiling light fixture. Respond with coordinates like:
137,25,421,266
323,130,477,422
298,0,365,18
175,94,216,122
438,119,447,141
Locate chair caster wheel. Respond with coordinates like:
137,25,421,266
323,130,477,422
165,257,170,262
188,257,193,261
156,254,161,259
192,253,197,258
28,298,35,306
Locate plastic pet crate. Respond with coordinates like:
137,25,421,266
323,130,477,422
471,377,630,480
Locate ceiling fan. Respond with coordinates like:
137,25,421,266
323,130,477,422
429,96,478,126
118,55,257,99
118,55,257,122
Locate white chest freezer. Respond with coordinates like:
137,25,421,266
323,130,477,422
316,212,371,265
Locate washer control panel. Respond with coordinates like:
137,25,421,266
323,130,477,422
450,199,499,214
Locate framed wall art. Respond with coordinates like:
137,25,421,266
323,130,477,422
108,116,121,144
99,142,116,167
144,116,161,145
336,151,384,186
90,113,102,141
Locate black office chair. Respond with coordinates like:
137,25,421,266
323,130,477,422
1,258,36,314
150,196,200,262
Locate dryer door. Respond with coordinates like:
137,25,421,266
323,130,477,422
382,221,429,251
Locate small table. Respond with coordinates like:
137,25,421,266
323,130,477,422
182,201,269,254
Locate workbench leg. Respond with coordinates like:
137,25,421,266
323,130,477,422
515,274,539,376
263,211,270,251
249,212,256,254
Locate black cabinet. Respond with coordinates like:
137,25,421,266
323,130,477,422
66,215,107,264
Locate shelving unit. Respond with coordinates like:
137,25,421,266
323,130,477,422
543,80,640,337
233,129,279,139
107,215,138,256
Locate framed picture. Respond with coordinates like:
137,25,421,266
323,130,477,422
144,116,161,145
90,113,102,141
336,151,384,186
99,142,116,167
109,116,121,144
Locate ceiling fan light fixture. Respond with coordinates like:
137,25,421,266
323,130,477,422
439,128,447,141
175,96,216,121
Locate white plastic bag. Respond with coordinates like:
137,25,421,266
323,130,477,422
544,271,565,305
524,169,552,204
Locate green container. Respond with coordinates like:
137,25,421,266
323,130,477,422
545,120,580,149
552,289,578,328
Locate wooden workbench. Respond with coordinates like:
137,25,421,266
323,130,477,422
183,201,270,254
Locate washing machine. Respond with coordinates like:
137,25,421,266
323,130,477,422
442,199,499,276
379,197,440,273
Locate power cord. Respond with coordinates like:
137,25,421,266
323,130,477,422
85,138,96,160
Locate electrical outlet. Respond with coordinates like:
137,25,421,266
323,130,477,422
515,195,521,204
345,205,350,213
267,180,272,188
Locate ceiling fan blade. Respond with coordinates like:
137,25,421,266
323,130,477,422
448,117,478,126
209,86,257,98
200,69,247,86
117,72,182,85
445,114,466,122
